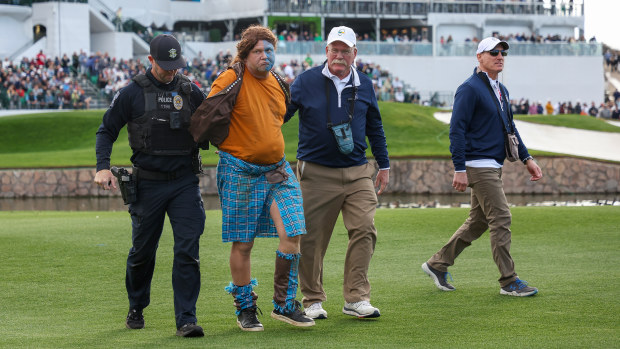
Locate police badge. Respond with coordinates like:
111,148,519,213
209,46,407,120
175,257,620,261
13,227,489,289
173,94,183,110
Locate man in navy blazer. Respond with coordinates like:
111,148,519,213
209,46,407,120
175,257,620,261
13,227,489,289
422,37,543,297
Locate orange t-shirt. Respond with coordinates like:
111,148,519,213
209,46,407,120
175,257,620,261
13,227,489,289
208,68,286,164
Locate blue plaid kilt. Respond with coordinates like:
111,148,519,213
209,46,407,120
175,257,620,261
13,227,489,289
217,151,306,242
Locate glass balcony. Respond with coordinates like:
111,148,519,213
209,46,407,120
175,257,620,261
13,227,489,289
436,42,601,56
267,0,584,17
277,41,601,57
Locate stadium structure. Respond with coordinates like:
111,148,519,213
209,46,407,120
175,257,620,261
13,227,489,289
0,0,602,106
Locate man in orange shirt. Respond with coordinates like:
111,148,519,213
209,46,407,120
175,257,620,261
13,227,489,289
206,25,314,331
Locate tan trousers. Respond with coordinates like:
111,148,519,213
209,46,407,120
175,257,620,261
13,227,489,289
427,167,517,287
297,160,378,306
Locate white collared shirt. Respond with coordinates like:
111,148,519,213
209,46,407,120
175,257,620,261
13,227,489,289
321,64,361,108
322,66,351,95
465,159,502,169
483,72,503,109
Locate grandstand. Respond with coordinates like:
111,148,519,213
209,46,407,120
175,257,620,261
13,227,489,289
0,0,604,106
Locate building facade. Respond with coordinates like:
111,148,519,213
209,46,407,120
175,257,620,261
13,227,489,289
0,0,601,105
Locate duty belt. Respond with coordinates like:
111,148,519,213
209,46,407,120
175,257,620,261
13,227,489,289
132,166,189,181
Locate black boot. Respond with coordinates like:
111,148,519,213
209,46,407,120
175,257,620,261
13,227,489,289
225,279,264,331
237,306,263,332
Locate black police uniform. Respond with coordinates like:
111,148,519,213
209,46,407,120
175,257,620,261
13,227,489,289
95,69,206,329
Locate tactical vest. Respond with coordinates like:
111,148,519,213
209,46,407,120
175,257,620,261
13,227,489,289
127,74,195,155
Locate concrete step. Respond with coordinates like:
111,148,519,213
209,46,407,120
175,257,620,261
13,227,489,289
74,75,112,110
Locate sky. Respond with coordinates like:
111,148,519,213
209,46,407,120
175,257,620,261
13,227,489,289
584,0,619,50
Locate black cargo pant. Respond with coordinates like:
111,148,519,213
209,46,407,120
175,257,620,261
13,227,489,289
126,172,205,329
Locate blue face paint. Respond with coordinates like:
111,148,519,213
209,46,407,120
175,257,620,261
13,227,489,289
263,40,275,71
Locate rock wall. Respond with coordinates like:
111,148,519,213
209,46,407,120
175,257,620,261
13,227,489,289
388,157,620,194
1,157,618,198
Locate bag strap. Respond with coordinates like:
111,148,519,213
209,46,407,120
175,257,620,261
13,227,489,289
209,62,290,105
270,70,290,104
209,63,244,99
476,71,514,134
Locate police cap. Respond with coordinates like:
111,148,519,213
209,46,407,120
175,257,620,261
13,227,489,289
150,34,186,70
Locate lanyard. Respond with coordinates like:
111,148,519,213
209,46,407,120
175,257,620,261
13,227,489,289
477,71,515,134
494,82,503,111
324,77,357,128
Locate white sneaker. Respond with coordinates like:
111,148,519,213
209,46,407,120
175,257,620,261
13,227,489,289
304,302,328,319
342,301,380,318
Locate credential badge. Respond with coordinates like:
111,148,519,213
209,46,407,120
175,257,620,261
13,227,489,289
173,95,183,110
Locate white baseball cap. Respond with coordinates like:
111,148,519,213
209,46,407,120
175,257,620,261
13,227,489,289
476,37,509,54
327,26,356,47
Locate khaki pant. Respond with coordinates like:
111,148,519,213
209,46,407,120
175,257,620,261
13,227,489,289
427,167,517,287
297,161,378,306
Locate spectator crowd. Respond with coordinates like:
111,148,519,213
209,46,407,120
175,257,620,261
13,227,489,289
186,50,421,105
2,39,614,116
0,51,92,110
510,97,620,120
438,32,597,46
604,49,619,73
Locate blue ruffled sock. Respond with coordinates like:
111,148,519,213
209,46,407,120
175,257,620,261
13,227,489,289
225,278,258,315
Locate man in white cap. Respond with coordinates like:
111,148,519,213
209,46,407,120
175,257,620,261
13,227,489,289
421,37,543,297
284,26,390,319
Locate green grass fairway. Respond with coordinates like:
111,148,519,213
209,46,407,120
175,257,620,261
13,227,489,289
3,106,618,169
7,104,609,169
0,104,449,168
1,207,618,348
0,111,133,168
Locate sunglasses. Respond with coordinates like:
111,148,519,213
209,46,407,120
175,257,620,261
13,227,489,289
488,50,508,57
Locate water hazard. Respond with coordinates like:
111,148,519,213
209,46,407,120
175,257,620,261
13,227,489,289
0,193,617,211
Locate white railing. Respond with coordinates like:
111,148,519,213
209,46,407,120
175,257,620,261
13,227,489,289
88,0,116,26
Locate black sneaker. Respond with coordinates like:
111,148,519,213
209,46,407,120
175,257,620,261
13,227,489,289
176,323,205,337
270,301,315,327
422,262,455,291
500,279,538,297
125,308,144,329
237,308,264,332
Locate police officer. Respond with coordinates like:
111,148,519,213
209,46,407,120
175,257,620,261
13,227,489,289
94,34,207,337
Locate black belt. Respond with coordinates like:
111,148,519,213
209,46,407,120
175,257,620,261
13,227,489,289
132,166,189,181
